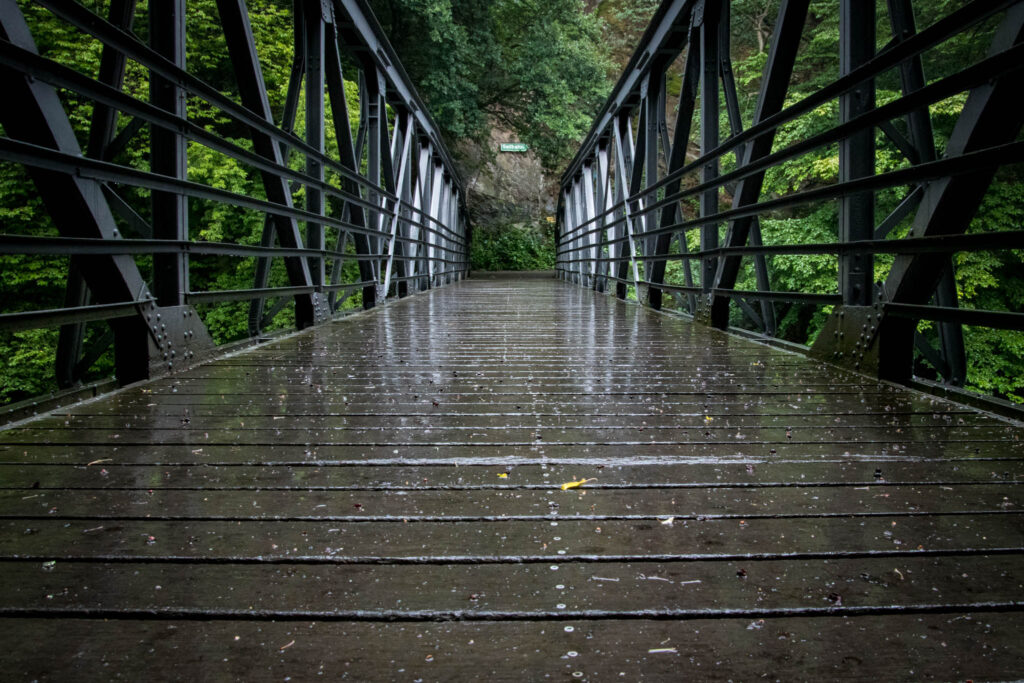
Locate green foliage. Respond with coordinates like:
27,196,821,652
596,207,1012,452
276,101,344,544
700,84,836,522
0,330,60,402
961,327,1024,403
653,0,1024,403
3,0,1021,409
470,225,555,271
0,0,375,405
367,0,611,171
595,0,659,67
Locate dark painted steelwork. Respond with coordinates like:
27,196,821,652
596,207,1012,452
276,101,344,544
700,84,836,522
0,0,467,391
558,0,1024,404
149,0,189,309
838,0,875,308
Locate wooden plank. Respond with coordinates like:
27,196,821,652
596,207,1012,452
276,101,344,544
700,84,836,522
0,555,1019,615
25,411,1003,430
2,424,1018,446
1,515,1021,562
0,614,1020,681
0,484,1019,520
0,460,1020,490
1,441,1019,464
1,275,1022,680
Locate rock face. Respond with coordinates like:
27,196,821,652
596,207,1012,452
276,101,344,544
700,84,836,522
457,123,557,230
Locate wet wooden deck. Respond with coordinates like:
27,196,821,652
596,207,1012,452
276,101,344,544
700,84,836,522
1,274,1022,680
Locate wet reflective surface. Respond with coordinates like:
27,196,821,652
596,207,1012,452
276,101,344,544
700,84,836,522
0,275,1022,680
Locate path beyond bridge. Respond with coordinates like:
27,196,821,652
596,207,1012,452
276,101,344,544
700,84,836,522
0,275,1021,680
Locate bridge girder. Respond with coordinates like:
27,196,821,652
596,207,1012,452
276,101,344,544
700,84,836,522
0,0,468,402
557,0,1024,412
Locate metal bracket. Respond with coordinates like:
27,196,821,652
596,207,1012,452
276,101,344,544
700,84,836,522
141,303,215,375
809,304,885,375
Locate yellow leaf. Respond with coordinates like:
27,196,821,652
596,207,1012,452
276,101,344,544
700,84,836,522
497,472,509,479
561,478,595,491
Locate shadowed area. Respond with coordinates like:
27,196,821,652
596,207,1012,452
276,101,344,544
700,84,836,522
0,275,1022,680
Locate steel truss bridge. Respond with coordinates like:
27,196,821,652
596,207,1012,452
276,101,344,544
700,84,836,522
557,0,1024,401
0,0,1023,679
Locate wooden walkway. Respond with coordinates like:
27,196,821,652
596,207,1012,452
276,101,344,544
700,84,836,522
1,275,1022,680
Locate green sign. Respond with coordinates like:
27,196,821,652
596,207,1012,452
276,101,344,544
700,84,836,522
500,142,529,152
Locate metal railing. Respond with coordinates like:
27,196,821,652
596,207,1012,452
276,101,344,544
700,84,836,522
0,0,468,399
556,0,1024,409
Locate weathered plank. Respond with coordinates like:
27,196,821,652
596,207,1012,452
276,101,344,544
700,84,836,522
0,484,1019,520
0,555,1019,615
1,275,1022,680
0,460,1020,490
0,614,1020,681
2,515,1021,562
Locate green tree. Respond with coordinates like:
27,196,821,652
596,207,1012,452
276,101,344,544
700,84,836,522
367,0,611,171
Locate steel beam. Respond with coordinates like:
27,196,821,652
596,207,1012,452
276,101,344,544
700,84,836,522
697,0,721,296
323,17,376,309
878,5,1024,383
888,0,965,386
216,0,320,329
648,25,698,311
0,2,190,384
149,0,188,308
304,0,326,290
838,0,876,306
57,0,138,387
708,0,809,329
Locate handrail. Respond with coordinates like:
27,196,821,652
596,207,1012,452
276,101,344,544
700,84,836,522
0,0,469,402
556,0,1024,409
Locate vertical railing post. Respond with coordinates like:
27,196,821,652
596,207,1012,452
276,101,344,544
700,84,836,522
451,189,462,281
582,162,599,289
365,68,385,301
642,70,660,291
572,176,586,285
560,188,573,280
698,0,721,302
149,0,188,307
304,0,325,292
838,0,875,306
412,142,429,291
382,115,414,297
438,179,452,285
595,142,612,293
426,162,443,287
448,186,459,283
